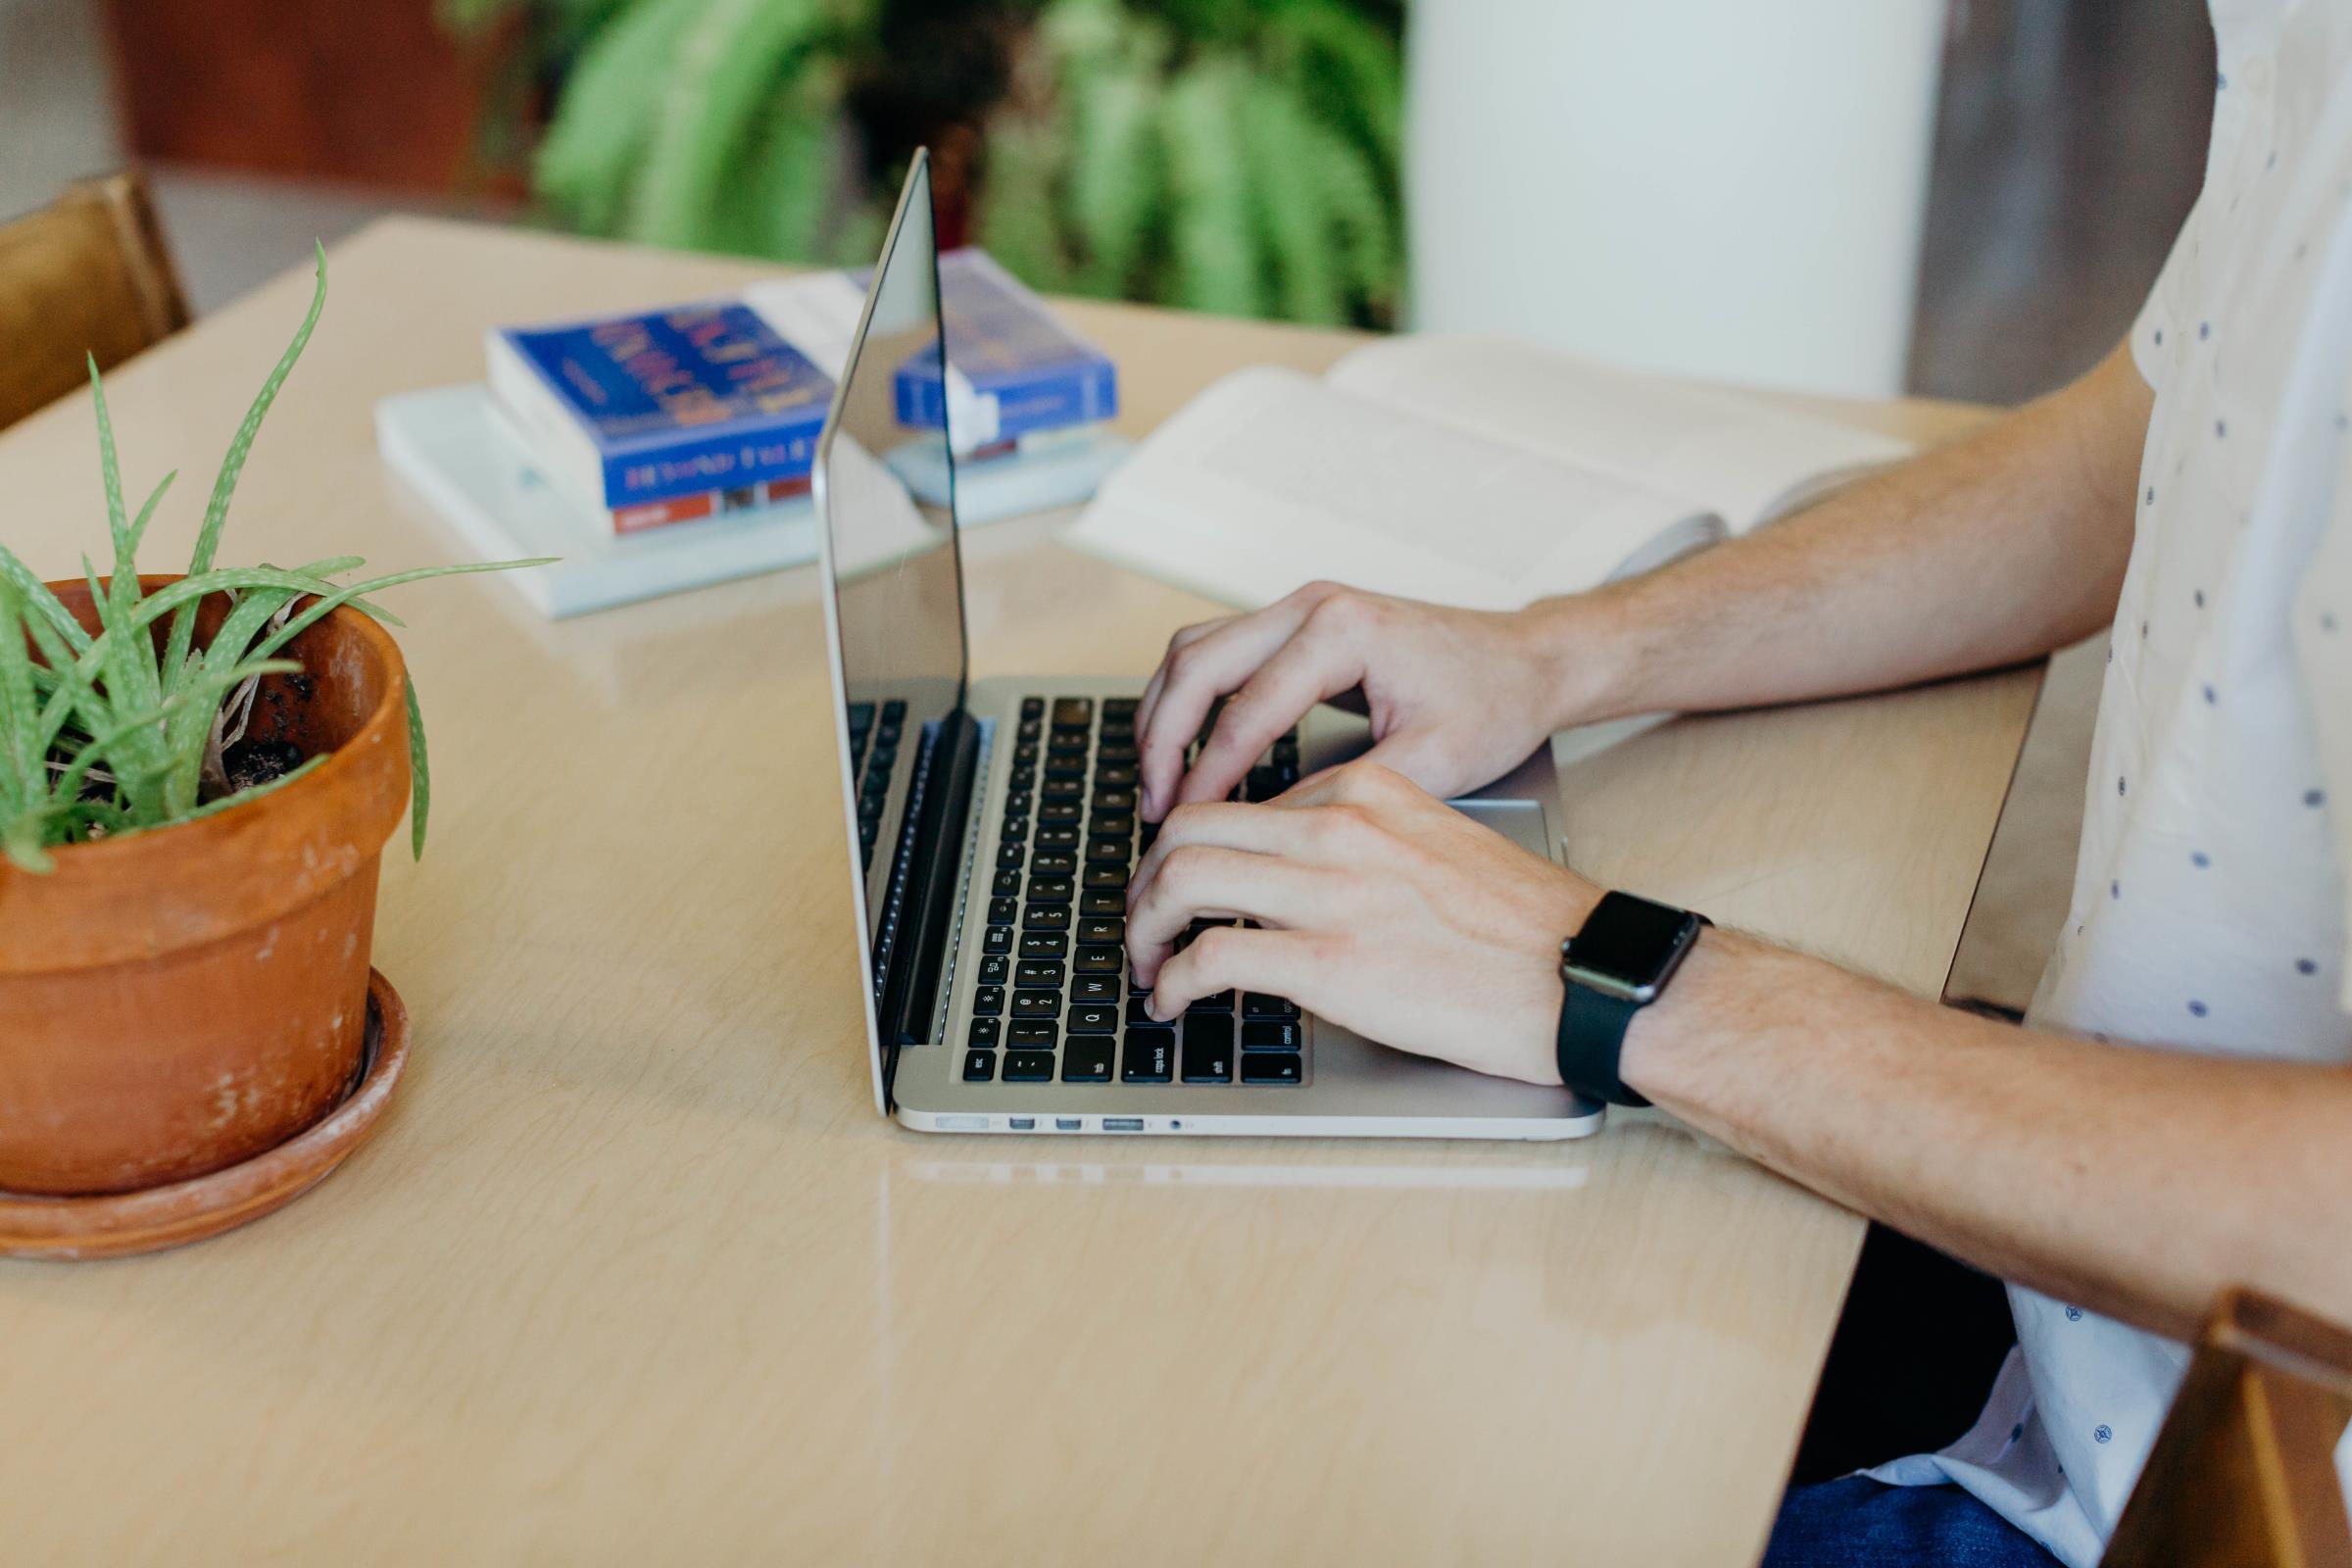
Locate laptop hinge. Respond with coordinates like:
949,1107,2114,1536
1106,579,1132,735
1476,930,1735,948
879,708,982,1060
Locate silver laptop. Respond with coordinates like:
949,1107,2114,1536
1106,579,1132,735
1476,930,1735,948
813,149,1603,1140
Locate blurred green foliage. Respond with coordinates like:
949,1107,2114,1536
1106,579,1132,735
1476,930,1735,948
439,0,1404,326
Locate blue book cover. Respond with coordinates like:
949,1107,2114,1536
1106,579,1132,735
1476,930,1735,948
888,250,1119,440
495,303,832,507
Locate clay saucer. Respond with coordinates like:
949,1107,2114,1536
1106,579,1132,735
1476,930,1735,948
0,969,412,1261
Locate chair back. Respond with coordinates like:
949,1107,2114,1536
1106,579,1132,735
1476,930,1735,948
2102,1289,2352,1568
0,172,191,432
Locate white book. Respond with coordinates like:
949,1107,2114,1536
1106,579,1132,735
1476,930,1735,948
374,384,1133,619
375,384,820,619
1061,332,1911,612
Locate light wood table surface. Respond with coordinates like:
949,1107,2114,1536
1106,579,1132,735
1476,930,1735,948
0,219,2035,1566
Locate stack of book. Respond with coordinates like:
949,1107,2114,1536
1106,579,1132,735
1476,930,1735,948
374,249,1128,618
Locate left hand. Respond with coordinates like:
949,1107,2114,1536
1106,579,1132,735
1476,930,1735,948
1124,760,1600,1086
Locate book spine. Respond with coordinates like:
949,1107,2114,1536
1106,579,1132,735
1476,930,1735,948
896,356,1119,440
608,474,816,537
601,422,822,507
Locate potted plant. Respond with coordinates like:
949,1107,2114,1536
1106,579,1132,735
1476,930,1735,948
0,251,537,1257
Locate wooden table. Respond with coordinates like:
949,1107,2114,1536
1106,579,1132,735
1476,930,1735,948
0,220,2035,1566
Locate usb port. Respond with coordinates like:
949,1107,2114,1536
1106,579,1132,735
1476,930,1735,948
1054,1117,1082,1131
1007,1117,1036,1131
1102,1117,1144,1132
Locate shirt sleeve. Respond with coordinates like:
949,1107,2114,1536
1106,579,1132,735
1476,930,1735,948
2297,407,2352,1014
2130,188,2211,388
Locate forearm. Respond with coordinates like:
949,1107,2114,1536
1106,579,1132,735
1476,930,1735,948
1623,932,2352,1341
1536,344,2152,727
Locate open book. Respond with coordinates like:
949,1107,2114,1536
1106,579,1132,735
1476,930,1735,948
1062,333,1912,612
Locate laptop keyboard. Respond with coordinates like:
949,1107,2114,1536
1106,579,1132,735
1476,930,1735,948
961,695,1307,1091
847,699,907,871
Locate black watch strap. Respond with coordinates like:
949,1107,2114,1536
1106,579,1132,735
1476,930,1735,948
1556,984,1651,1107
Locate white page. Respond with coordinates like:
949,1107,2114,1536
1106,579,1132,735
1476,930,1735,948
1328,333,1911,531
1062,367,1723,612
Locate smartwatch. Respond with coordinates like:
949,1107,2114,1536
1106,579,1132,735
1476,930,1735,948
1556,891,1708,1106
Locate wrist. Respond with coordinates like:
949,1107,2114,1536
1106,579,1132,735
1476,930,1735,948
1516,588,1650,733
1615,924,1759,1107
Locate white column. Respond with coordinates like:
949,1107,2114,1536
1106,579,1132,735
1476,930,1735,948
1404,0,1947,398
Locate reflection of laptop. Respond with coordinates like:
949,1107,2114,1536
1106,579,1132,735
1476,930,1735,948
813,149,1602,1139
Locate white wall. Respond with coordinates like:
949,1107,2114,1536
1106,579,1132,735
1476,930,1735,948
1405,0,1947,398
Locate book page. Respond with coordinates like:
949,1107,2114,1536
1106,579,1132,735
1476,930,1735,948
1061,367,1723,612
1328,333,1910,532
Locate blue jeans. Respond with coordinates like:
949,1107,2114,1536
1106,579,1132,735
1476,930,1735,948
1764,1477,2063,1568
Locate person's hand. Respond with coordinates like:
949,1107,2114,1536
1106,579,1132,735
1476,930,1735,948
1124,760,1601,1086
1134,581,1592,822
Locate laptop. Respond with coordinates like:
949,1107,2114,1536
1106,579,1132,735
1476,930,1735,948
813,149,1604,1140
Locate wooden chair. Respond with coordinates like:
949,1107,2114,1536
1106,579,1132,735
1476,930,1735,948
0,171,191,432
2102,1289,2352,1568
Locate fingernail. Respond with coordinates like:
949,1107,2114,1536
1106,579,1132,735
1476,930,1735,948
1148,995,1172,1022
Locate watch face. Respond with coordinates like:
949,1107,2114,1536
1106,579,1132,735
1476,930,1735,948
1569,892,1699,992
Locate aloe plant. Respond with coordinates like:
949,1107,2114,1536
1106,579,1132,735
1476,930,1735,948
0,249,546,874
440,0,1404,326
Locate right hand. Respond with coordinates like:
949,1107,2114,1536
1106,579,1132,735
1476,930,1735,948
1135,580,1590,820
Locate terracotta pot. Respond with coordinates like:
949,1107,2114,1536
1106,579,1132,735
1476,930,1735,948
0,575,409,1196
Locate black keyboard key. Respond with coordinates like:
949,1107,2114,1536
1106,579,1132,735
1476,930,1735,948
1023,904,1071,932
1002,815,1031,844
1097,763,1138,788
1048,730,1090,755
1097,743,1138,764
1014,959,1065,988
1062,1039,1113,1082
1244,993,1299,1019
968,1018,1002,1047
1038,802,1082,824
1092,812,1136,837
1190,990,1236,1012
1082,864,1125,889
1036,824,1080,851
1009,1020,1057,1048
993,869,1020,898
848,701,876,730
1243,1020,1303,1053
1053,697,1095,728
1067,1004,1119,1034
1241,1053,1302,1085
1028,876,1074,904
1103,697,1138,720
983,926,1014,956
1008,764,1036,790
1182,1013,1234,1082
1080,891,1125,918
1042,776,1084,802
1033,850,1076,876
963,1049,997,1082
1045,755,1088,781
1004,789,1033,817
1072,974,1121,1004
978,955,1010,985
1093,788,1137,812
1122,1028,1176,1083
1004,1051,1055,1083
1086,837,1130,864
988,897,1017,925
1011,989,1060,1018
1018,932,1067,959
1020,696,1045,720
1074,944,1123,973
1077,918,1125,945
1017,717,1042,742
997,843,1025,870
1013,741,1040,765
972,985,1004,1016
1244,766,1283,803
881,699,907,723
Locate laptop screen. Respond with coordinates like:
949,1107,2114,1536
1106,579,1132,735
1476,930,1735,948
813,151,970,960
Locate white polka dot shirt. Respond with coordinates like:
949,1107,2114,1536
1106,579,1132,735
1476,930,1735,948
1867,5,2352,1560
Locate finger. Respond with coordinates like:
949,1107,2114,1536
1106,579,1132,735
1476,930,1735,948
1125,845,1339,986
1148,924,1325,1021
1128,800,1327,910
1136,585,1337,821
1135,615,1230,742
1264,757,1415,811
1176,628,1367,809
